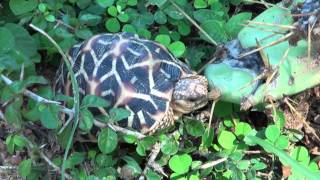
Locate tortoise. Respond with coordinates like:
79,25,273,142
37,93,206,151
55,32,209,134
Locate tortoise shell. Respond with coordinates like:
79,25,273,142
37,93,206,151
55,32,195,133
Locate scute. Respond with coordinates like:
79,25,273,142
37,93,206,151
56,32,193,133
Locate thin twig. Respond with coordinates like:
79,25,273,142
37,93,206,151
25,138,72,179
1,75,61,105
246,20,296,30
243,0,288,10
168,0,217,46
29,23,80,180
238,32,294,58
196,157,228,170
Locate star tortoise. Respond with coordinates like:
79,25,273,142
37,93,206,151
55,32,209,134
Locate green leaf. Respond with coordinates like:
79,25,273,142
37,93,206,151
161,137,179,155
23,76,48,88
137,28,151,39
98,128,118,154
146,169,161,180
5,23,38,59
127,0,138,6
235,122,252,138
273,109,285,129
122,24,136,33
291,146,310,165
76,0,91,9
81,95,110,108
122,156,142,175
275,135,289,150
169,154,192,174
105,18,121,33
45,14,56,22
226,12,252,38
18,159,32,178
117,13,129,23
136,136,157,156
0,27,15,53
79,109,94,132
148,0,167,7
178,22,191,36
9,0,37,15
168,41,186,57
154,11,167,24
164,5,184,20
40,104,60,129
67,152,85,167
218,130,236,149
75,28,93,40
214,101,233,117
79,14,102,26
200,20,228,44
38,3,47,13
155,34,171,46
13,135,27,148
5,100,23,128
265,125,280,143
5,135,15,154
238,160,250,170
194,0,207,9
109,108,131,122
107,6,118,17
96,0,115,7
185,119,205,137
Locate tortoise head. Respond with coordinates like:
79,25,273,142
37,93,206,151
172,74,209,115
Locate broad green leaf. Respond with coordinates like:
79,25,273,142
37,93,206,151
9,0,37,15
168,41,185,57
23,76,48,88
109,108,131,122
122,24,136,33
136,136,156,156
200,20,228,43
96,154,114,167
96,0,115,7
79,14,102,26
13,135,27,148
40,104,60,129
107,6,118,17
265,125,280,143
226,12,252,38
161,137,179,155
18,159,32,178
214,101,233,117
98,128,118,154
67,152,85,167
75,28,94,40
81,95,110,108
194,0,207,9
0,27,15,53
5,99,23,128
185,119,205,137
178,22,191,36
45,14,56,22
193,9,222,24
169,154,192,174
273,109,286,129
154,11,167,24
127,0,138,6
105,18,121,33
5,135,15,154
76,0,91,9
291,146,310,165
238,160,250,170
79,109,94,132
155,34,171,46
235,122,252,138
275,135,289,149
137,28,151,39
218,130,236,149
122,156,142,175
5,23,38,59
146,169,161,180
164,5,184,20
118,13,129,23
